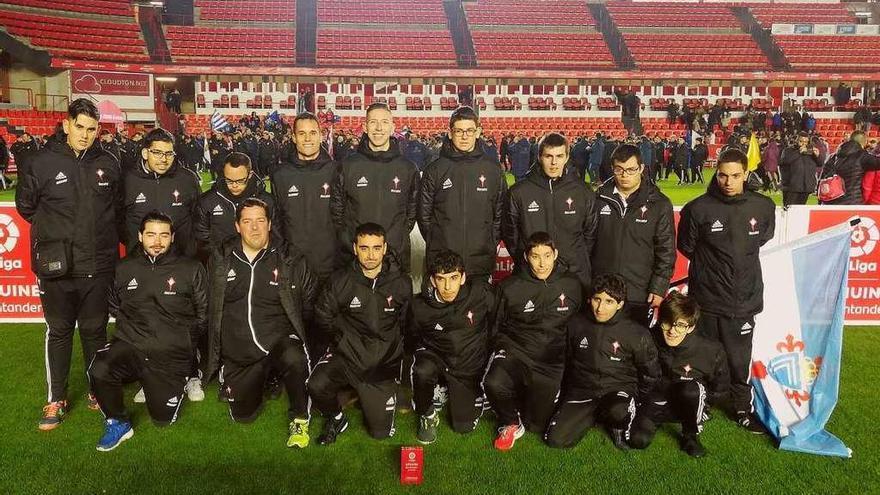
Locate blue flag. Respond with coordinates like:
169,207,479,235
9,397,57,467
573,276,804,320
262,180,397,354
752,221,853,457
210,111,230,132
268,110,281,123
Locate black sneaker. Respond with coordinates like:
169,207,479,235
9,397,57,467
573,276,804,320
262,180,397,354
218,384,230,403
416,413,440,444
736,411,766,435
610,429,630,451
317,414,349,446
680,434,705,458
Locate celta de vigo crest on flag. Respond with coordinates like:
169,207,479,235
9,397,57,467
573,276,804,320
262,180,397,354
752,220,855,457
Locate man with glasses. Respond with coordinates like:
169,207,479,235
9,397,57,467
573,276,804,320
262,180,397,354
122,128,201,258
504,132,596,289
590,144,675,326
331,102,419,272
194,151,276,259
418,106,506,283
628,292,728,457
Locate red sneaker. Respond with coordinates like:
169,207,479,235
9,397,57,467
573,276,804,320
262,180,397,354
494,423,525,451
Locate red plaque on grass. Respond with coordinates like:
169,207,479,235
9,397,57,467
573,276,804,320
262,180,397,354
400,446,423,485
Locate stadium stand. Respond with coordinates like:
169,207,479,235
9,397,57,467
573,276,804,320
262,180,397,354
606,1,739,28
0,0,132,17
775,35,880,71
196,0,296,23
747,2,857,28
165,26,296,65
317,0,446,24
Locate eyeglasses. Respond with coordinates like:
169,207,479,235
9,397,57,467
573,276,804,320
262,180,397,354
660,321,693,335
224,176,249,187
451,128,479,137
147,149,176,160
613,166,641,177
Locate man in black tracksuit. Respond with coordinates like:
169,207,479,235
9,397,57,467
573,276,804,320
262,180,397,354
629,292,729,457
330,103,419,272
122,128,201,257
193,152,276,259
417,107,506,282
778,132,821,207
204,198,318,447
408,250,496,443
483,232,582,451
16,99,124,430
88,212,207,450
678,148,775,433
308,222,413,444
591,144,676,325
504,132,596,289
272,113,341,357
545,274,660,450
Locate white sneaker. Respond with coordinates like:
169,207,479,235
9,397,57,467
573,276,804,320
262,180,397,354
185,377,205,402
133,388,146,403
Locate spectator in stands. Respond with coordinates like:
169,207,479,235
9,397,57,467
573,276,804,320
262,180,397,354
691,137,708,184
570,136,589,179
820,131,880,206
854,106,872,133
771,111,782,132
121,131,144,173
834,83,851,108
779,132,821,207
482,135,500,165
707,102,723,135
401,132,430,171
10,132,39,178
257,130,279,178
761,135,781,192
587,132,605,185
100,130,121,163
639,135,654,181
508,134,532,181
666,100,680,125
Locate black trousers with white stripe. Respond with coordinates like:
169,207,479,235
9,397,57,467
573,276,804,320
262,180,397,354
410,351,483,433
697,313,755,414
483,352,563,433
544,391,635,449
629,381,706,449
222,336,311,423
88,339,188,426
307,353,399,439
40,275,112,403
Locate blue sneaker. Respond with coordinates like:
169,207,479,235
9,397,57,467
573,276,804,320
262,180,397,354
96,419,134,452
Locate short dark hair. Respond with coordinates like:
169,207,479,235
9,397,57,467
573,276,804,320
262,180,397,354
610,143,642,165
68,98,100,122
449,106,479,129
590,274,627,303
658,291,700,327
139,210,174,234
717,148,748,170
224,151,252,171
235,197,270,222
355,222,386,240
537,132,569,157
428,250,465,277
142,128,175,149
293,112,320,130
525,231,555,254
366,102,391,117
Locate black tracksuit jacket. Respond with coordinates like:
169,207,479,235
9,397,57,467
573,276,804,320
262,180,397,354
649,327,729,405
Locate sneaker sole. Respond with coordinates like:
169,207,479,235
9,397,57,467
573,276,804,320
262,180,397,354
96,428,134,452
38,421,62,431
287,439,309,449
187,393,205,402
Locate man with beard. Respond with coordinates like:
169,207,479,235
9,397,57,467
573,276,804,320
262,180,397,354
88,211,207,451
330,103,419,272
418,106,506,283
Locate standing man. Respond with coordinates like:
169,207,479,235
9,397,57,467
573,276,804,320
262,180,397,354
308,223,413,444
483,232,582,450
330,102,419,272
16,98,124,430
504,132,596,289
272,112,340,356
778,132,820,207
204,198,317,447
544,274,659,450
194,152,276,259
418,106,506,282
678,148,775,433
408,250,496,443
122,128,201,257
691,137,708,184
88,211,207,451
590,144,676,325
10,132,39,177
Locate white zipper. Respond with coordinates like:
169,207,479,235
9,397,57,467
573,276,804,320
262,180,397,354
234,251,269,355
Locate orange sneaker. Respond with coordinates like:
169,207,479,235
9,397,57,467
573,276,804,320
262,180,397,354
39,401,68,431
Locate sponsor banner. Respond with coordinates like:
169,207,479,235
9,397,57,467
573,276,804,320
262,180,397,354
70,70,151,96
0,203,42,322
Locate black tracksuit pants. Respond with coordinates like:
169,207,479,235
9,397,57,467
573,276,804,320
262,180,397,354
629,381,708,449
544,391,635,448
40,274,112,403
307,352,399,439
698,313,755,414
483,350,562,433
410,351,483,433
221,336,311,422
88,339,188,426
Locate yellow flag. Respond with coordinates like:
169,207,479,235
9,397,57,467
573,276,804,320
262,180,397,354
747,131,761,171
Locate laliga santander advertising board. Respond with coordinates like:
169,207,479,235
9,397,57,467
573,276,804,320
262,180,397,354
0,203,42,322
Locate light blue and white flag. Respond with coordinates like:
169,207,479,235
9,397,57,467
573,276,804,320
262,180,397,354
211,110,230,132
752,220,853,457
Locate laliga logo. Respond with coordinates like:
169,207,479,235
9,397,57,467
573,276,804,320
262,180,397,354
0,214,23,271
850,217,879,258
